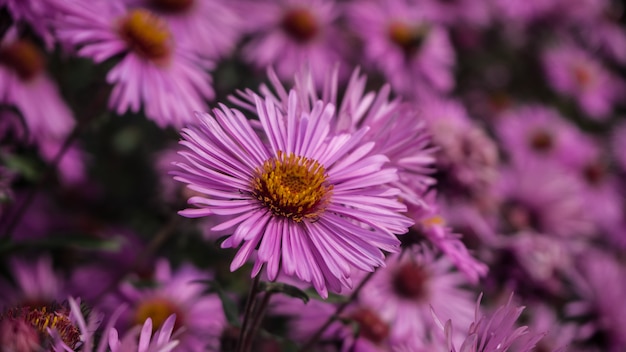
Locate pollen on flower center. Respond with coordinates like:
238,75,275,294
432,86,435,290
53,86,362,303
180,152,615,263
281,8,319,43
393,262,430,299
0,40,45,81
118,9,172,61
150,0,194,13
23,305,81,349
134,297,182,332
388,21,427,56
252,151,333,222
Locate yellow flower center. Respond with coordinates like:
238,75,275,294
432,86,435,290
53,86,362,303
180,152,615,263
134,297,181,332
388,21,427,56
118,9,172,61
281,8,319,43
252,151,332,222
0,40,45,81
24,306,81,348
150,0,194,13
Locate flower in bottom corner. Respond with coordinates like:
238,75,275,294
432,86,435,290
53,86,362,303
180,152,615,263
173,91,413,298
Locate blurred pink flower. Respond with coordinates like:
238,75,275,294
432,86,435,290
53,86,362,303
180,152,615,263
405,192,488,284
124,0,244,59
433,293,546,352
103,260,225,352
359,246,475,347
240,0,346,84
346,0,455,96
52,0,215,128
542,43,624,120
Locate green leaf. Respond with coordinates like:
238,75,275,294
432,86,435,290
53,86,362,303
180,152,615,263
2,154,42,181
195,279,240,326
0,234,122,253
304,288,349,304
258,282,309,304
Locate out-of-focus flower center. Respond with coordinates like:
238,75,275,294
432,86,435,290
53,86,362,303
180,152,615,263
134,297,182,332
572,64,593,88
388,21,427,56
348,308,390,344
529,129,553,152
150,0,194,13
583,161,605,185
503,200,541,232
23,306,81,349
118,9,172,61
252,151,332,222
0,40,44,81
281,8,319,43
393,262,429,299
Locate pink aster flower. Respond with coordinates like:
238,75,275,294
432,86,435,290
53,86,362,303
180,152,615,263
232,66,437,207
495,104,587,166
0,28,75,141
496,157,593,238
433,293,547,352
173,91,412,298
359,246,475,347
405,192,488,284
240,0,346,84
420,98,499,197
0,256,67,308
567,250,626,351
417,0,491,27
542,43,624,120
108,314,180,352
102,260,225,352
52,0,215,128
346,0,455,96
0,0,56,48
124,0,244,59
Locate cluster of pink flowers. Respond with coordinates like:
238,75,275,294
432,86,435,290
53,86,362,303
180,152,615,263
1,0,625,351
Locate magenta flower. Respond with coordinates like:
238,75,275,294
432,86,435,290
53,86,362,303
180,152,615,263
52,0,215,128
542,43,624,120
420,98,499,196
0,29,75,141
240,0,346,84
174,91,412,297
433,294,547,352
405,192,488,284
0,256,66,308
496,157,593,238
102,260,225,352
232,66,437,207
346,0,455,96
359,246,475,347
108,314,179,352
124,0,244,59
0,0,56,48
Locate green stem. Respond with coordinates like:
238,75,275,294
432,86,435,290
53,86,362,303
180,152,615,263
236,273,262,352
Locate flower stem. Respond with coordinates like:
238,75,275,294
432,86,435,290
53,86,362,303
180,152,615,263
236,273,262,352
242,291,273,352
299,270,377,352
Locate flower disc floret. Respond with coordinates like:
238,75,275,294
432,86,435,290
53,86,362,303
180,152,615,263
281,8,319,42
252,151,332,222
0,40,44,81
118,9,172,61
